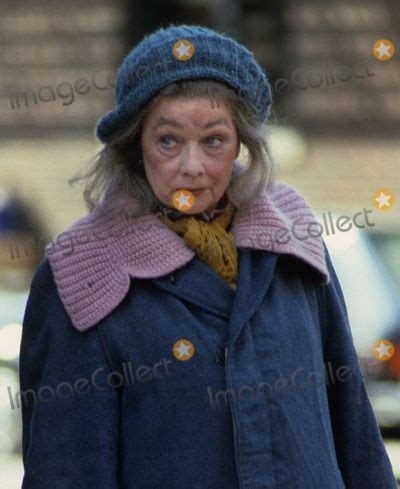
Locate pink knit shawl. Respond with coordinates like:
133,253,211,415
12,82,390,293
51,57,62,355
46,161,329,331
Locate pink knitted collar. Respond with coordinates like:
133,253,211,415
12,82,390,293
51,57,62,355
46,162,329,332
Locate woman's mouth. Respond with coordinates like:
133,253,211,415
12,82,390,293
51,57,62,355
185,187,207,194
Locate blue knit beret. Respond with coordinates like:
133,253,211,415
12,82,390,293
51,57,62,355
95,24,273,143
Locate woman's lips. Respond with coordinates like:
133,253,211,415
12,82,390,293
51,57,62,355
175,187,207,195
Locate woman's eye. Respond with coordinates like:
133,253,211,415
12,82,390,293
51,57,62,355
159,136,176,148
207,136,223,147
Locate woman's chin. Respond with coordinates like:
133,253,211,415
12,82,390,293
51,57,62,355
181,207,209,216
182,201,216,215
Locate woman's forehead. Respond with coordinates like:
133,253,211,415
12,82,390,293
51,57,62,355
144,96,234,127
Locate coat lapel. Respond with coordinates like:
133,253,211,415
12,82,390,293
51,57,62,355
228,249,278,345
151,254,235,320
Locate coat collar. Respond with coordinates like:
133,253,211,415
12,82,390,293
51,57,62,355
46,161,329,332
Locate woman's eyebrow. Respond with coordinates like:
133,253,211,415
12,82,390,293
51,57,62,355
153,117,181,130
153,116,230,130
203,117,230,129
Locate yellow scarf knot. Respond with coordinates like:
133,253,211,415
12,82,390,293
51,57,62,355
157,204,238,290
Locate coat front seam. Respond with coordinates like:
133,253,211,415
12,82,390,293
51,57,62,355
225,345,245,489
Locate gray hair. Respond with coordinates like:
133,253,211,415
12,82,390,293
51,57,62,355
69,79,276,214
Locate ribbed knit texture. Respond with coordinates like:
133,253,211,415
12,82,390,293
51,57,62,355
46,161,329,332
95,24,272,142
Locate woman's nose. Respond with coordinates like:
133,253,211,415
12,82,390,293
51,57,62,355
180,144,205,176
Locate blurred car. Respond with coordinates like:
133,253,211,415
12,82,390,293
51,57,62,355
0,188,45,455
321,214,400,433
0,291,27,454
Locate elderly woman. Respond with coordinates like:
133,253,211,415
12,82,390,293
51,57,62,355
19,24,397,488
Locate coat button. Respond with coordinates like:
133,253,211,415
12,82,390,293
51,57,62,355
215,346,225,366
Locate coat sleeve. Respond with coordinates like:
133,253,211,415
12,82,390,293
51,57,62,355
19,258,121,488
318,245,398,488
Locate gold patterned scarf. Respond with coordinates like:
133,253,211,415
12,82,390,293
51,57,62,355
156,201,238,290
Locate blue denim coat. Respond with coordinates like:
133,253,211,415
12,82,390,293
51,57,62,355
19,245,397,488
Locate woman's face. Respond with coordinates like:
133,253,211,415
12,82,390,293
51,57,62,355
140,96,240,214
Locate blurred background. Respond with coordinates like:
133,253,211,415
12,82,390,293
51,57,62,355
0,0,399,486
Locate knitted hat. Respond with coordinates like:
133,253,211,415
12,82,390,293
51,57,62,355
95,24,273,143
